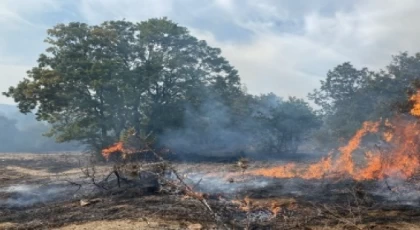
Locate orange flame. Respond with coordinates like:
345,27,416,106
410,90,420,117
251,163,297,178
249,91,420,181
336,121,379,176
101,141,137,160
301,153,332,179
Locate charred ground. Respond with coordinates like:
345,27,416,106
2,153,420,230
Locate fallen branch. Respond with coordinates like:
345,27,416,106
82,141,231,229
165,161,229,229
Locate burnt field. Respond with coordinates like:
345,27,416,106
2,153,420,230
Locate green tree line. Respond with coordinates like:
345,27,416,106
309,52,420,147
3,18,319,156
5,17,419,156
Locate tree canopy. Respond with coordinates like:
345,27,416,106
8,18,420,157
4,18,241,150
309,52,420,145
4,18,318,156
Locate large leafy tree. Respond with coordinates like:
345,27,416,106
308,63,373,140
308,62,371,115
3,18,242,152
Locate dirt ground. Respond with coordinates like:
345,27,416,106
2,153,420,230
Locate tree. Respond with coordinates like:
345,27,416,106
308,62,371,115
309,52,420,144
3,18,242,153
253,95,320,154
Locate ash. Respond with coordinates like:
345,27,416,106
183,172,270,195
183,171,420,207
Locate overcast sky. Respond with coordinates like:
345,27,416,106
1,0,420,104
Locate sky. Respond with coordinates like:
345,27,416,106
1,0,420,104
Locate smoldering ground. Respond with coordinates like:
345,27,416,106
0,183,77,208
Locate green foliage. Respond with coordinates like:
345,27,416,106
309,52,420,144
4,18,319,156
3,18,241,153
253,95,321,154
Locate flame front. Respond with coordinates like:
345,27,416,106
101,92,420,180
249,91,420,181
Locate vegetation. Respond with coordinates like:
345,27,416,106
3,18,318,156
252,94,320,154
6,17,420,156
309,52,420,146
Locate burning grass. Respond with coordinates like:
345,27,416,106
3,154,420,229
247,92,420,182
4,92,420,229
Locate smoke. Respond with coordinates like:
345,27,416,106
0,112,81,153
373,178,420,206
0,183,75,207
160,98,253,157
184,172,269,195
186,171,420,207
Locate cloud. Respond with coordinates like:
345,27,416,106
2,0,420,104
190,28,342,98
0,64,31,104
0,0,67,104
300,0,420,68
78,0,175,23
189,0,420,98
0,0,60,29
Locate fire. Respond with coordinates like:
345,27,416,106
249,91,420,181
101,141,137,160
251,163,297,178
102,91,420,180
336,121,379,176
301,153,332,179
410,90,420,117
